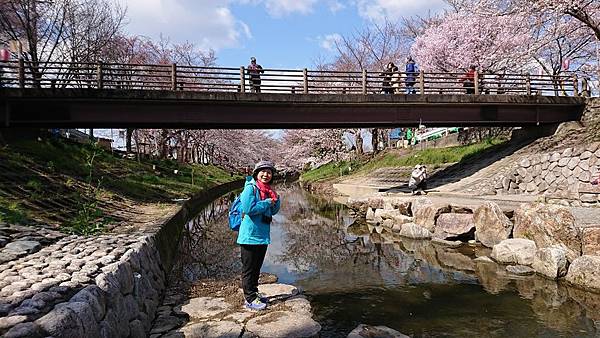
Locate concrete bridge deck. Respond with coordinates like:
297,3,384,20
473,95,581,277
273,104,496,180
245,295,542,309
0,89,586,128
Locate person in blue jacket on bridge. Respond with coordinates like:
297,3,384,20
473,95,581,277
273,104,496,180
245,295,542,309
238,160,281,310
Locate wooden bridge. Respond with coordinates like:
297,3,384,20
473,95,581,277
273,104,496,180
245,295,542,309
0,61,588,128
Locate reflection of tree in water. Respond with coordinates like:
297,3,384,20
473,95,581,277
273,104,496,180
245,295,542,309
276,186,398,275
170,193,241,285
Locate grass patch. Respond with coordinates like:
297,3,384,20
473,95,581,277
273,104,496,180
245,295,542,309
300,159,364,184
301,138,506,183
0,138,240,229
0,196,29,224
358,137,506,172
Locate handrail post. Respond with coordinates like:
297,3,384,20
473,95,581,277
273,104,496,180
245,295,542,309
419,70,424,95
573,75,579,97
303,68,308,94
96,62,103,89
171,63,177,90
240,66,245,93
526,74,531,95
474,71,479,95
362,69,367,95
18,58,25,88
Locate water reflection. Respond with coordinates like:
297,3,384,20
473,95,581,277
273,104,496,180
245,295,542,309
171,192,241,283
269,185,600,337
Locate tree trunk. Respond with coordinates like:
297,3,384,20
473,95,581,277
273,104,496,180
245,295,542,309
160,129,169,159
126,128,134,153
355,130,363,155
371,128,379,155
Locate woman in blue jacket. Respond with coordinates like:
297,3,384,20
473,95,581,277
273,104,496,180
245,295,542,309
238,160,281,310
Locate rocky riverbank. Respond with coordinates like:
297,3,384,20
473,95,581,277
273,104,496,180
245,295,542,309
347,194,600,293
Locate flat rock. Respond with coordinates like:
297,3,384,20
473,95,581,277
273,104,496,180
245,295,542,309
4,241,41,254
257,284,299,302
245,311,321,338
284,297,312,316
178,297,232,320
347,324,410,338
167,321,243,338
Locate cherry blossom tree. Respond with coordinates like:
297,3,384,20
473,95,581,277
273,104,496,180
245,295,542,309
279,129,347,170
411,12,534,73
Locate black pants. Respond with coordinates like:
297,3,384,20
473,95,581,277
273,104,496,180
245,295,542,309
240,244,268,302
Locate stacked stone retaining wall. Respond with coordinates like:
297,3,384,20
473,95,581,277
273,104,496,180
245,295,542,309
0,180,243,337
493,142,600,206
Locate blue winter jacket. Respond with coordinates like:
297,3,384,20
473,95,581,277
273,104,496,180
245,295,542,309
236,176,281,245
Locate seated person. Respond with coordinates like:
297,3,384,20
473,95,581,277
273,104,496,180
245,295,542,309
408,165,427,195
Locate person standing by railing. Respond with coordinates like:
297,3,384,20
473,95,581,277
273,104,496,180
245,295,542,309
460,65,477,94
247,57,264,93
380,62,396,94
405,57,418,94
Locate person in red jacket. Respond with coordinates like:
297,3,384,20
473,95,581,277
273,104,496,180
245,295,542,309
460,65,477,94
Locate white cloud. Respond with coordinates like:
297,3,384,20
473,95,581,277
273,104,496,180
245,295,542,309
123,0,251,51
318,33,342,51
328,0,345,13
354,0,448,21
237,0,318,17
264,0,317,16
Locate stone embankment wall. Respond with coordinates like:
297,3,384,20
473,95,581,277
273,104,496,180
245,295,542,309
489,98,600,206
348,195,600,292
0,180,243,337
493,143,600,205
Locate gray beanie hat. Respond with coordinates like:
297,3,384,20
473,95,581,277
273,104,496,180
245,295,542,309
253,160,276,176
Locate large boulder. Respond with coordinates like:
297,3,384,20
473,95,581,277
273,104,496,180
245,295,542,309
491,239,537,266
347,196,385,214
513,203,581,262
474,202,513,248
384,198,412,216
397,223,431,239
373,209,413,226
433,213,475,240
531,245,568,279
411,198,450,232
565,256,600,291
581,226,600,256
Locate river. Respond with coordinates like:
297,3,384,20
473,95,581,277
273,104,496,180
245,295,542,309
172,183,600,337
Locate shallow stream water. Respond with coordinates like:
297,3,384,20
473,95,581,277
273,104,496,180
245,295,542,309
176,183,600,337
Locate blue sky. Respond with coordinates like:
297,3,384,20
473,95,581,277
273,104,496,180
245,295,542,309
123,0,448,69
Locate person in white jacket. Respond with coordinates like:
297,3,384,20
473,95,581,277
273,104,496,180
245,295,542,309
408,165,427,195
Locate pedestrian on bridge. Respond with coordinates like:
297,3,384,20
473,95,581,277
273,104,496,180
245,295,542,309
380,62,396,94
460,65,477,94
247,57,264,93
405,57,418,94
238,160,281,311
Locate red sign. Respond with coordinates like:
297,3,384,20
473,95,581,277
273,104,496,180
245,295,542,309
0,49,9,61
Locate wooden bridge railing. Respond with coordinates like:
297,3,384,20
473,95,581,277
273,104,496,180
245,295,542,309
0,60,590,97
